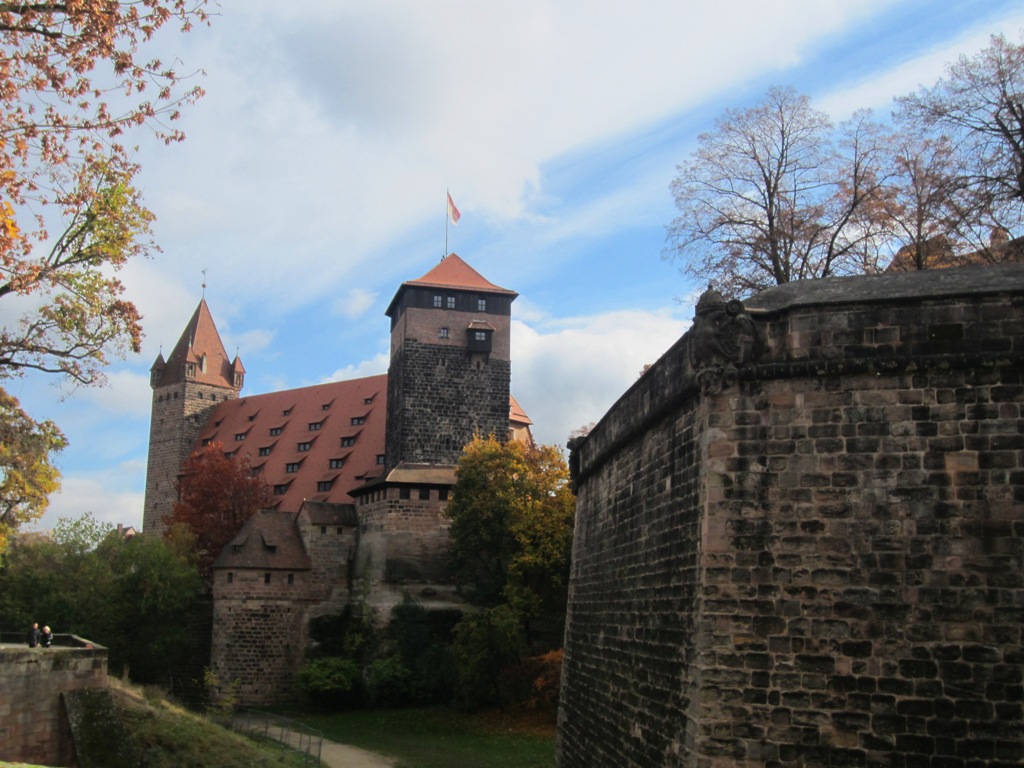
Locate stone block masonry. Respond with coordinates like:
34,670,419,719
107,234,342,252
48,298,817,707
558,265,1024,768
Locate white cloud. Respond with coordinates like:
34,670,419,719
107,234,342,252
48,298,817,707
29,467,147,533
322,352,390,383
511,308,691,446
331,288,378,319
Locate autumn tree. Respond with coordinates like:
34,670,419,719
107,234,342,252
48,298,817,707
167,442,272,580
896,33,1024,253
665,88,891,296
446,436,575,643
0,388,66,554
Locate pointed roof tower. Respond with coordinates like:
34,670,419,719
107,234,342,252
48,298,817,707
150,299,240,390
385,253,517,317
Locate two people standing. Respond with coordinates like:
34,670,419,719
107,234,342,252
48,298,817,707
26,622,53,648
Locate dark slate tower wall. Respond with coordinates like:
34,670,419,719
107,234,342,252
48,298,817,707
385,286,513,468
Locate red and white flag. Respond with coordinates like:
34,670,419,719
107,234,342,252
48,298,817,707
447,192,461,225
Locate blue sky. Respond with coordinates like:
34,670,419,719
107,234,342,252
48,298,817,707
11,0,1024,532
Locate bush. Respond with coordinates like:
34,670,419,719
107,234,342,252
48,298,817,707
295,657,362,708
452,605,527,709
497,649,563,713
364,656,414,707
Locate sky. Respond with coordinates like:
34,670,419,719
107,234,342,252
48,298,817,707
11,0,1024,532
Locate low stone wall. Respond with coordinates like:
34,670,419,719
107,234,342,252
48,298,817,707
558,265,1024,767
0,636,108,766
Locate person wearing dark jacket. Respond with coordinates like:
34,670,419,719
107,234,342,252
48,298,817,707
40,626,53,648
27,622,40,648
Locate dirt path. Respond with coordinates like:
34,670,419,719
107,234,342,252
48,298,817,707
317,737,397,768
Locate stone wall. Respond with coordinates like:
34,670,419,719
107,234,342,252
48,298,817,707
558,265,1024,768
386,341,511,467
0,640,108,766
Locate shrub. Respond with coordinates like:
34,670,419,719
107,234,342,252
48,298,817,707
497,649,563,713
295,657,362,708
364,656,414,707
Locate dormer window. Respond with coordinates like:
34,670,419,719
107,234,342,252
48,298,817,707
259,446,272,457
309,421,323,431
341,437,356,447
270,427,283,436
317,480,333,492
329,458,345,469
235,432,247,441
297,442,311,452
185,362,197,379
376,454,385,465
273,484,288,495
351,417,365,426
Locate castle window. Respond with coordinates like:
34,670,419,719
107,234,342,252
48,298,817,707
341,437,356,447
320,526,327,534
376,454,385,465
286,462,300,473
227,572,233,584
297,442,311,452
419,488,430,500
433,294,442,308
264,573,271,584
447,295,456,309
198,392,204,399
317,480,332,492
400,488,410,500
201,438,213,447
439,327,449,339
273,484,288,495
259,446,272,457
351,417,365,426
309,421,322,431
337,527,343,534
330,458,345,469
477,298,486,312
235,432,247,441
474,331,487,342
288,573,294,585
270,427,283,436
440,488,449,501
283,408,292,416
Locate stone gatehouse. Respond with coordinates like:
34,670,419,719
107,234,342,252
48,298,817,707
557,264,1024,767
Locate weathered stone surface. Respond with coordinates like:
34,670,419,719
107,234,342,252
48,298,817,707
558,266,1024,768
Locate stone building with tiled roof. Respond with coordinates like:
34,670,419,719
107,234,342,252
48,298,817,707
142,254,531,703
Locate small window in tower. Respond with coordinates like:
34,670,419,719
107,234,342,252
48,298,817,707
273,484,288,495
341,437,356,447
419,488,430,500
270,427,283,436
446,295,456,309
400,488,410,500
376,454,385,465
235,433,247,441
198,392,204,399
288,573,294,585
317,480,333,492
286,462,300,473
439,327,449,339
259,446,272,457
351,417,365,426
309,421,322,431
477,298,487,312
227,572,234,584
474,331,487,342
433,294,442,307
297,442,311,452
440,488,449,501
264,573,271,584
320,526,327,534
330,458,345,469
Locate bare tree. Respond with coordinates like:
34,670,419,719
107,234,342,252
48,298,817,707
665,87,889,297
896,33,1024,255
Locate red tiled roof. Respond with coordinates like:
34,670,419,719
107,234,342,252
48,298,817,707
509,394,533,426
197,375,388,512
403,253,517,295
154,300,240,389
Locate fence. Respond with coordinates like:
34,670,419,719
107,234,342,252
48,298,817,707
231,709,323,767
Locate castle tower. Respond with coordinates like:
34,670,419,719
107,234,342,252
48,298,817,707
142,299,244,534
383,253,518,468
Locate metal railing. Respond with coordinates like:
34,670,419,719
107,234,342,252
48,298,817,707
230,709,323,767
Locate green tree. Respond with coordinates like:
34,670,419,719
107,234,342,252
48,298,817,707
446,436,575,644
0,388,66,554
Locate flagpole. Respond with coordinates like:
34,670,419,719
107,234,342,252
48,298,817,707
444,189,449,260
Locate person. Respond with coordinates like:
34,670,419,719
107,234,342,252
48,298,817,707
40,626,53,648
26,622,40,648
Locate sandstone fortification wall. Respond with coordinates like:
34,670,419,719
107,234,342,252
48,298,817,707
558,265,1024,768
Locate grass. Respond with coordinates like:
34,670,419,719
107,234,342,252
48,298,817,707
294,707,557,768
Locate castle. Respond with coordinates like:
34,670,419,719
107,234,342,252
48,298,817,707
142,254,531,703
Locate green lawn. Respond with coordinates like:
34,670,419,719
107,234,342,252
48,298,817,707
296,708,556,768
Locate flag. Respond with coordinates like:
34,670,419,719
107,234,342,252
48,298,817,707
447,192,461,225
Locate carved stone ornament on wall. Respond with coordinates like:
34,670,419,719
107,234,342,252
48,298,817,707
688,286,756,394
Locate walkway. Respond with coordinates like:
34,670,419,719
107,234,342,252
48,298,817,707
317,737,396,768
